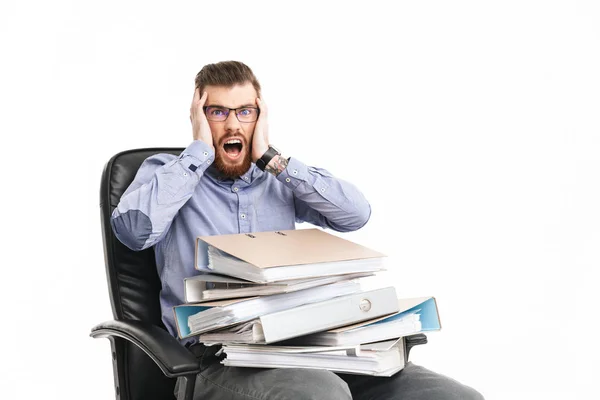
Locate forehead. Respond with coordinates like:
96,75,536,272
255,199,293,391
205,82,257,107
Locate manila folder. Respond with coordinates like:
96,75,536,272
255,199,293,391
197,228,386,269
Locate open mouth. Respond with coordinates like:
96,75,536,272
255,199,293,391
223,138,244,160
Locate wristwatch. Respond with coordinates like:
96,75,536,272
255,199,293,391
256,145,281,171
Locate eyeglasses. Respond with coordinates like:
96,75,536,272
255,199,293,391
203,106,260,122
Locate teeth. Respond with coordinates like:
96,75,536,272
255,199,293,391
225,139,242,145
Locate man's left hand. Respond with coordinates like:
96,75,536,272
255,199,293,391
252,97,270,162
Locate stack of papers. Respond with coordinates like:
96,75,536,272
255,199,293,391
174,228,441,377
184,272,374,303
222,339,406,377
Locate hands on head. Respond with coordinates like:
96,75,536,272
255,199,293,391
190,88,215,154
251,97,269,163
190,87,270,163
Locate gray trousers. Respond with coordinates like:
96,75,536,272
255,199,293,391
177,344,484,400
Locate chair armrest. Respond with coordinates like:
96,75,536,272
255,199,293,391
404,333,428,361
90,319,200,378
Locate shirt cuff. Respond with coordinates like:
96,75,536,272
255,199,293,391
179,140,215,173
276,157,309,189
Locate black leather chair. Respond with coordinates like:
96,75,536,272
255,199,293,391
91,148,427,400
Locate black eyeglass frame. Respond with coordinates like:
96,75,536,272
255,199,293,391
202,106,260,122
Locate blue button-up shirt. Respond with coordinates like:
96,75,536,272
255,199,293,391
111,140,371,343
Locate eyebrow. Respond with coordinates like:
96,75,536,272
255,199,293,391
206,103,257,109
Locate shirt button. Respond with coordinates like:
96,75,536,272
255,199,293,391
285,178,291,183
233,187,239,192
207,160,212,164
241,214,246,219
203,151,208,156
293,170,298,175
321,188,326,192
183,172,188,176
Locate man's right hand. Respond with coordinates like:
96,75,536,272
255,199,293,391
190,88,214,152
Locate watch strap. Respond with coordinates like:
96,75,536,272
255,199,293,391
256,146,281,171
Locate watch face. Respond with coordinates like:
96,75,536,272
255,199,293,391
269,145,281,155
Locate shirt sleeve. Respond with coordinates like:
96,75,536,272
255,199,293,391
110,140,215,251
276,157,371,232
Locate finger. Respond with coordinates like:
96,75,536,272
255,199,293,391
199,91,208,107
191,89,200,113
256,97,268,117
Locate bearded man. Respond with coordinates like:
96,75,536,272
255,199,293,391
111,60,484,400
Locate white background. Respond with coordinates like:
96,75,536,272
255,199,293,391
1,1,598,399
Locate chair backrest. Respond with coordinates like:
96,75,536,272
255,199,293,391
100,148,184,400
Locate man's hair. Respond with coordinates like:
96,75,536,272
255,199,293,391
195,61,261,97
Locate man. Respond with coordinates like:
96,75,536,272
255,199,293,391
111,61,483,399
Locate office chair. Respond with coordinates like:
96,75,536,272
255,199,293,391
91,148,428,400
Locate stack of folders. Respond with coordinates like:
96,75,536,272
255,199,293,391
173,228,442,377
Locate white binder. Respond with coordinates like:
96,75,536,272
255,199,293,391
258,287,399,343
174,280,361,338
296,296,441,346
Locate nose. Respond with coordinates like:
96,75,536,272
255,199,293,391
224,110,242,132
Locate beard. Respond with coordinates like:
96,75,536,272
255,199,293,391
213,142,253,179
